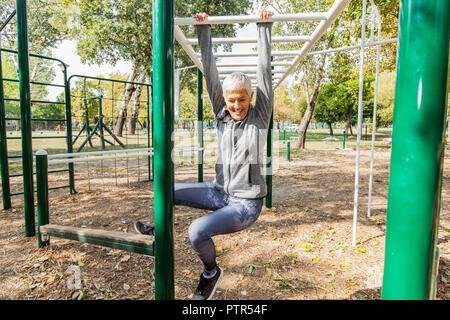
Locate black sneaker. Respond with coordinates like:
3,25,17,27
192,266,223,300
134,221,154,235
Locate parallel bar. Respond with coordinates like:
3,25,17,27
382,0,449,300
274,0,353,89
187,35,310,45
174,13,328,25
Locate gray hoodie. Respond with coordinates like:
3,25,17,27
196,22,273,199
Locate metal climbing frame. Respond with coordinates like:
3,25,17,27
174,0,353,209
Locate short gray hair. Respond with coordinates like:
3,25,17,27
222,72,252,96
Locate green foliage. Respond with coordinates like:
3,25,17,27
1,0,70,53
314,76,374,129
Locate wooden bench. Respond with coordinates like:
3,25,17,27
39,224,154,256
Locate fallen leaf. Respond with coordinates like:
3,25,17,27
120,255,131,262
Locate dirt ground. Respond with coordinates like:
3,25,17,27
0,139,449,301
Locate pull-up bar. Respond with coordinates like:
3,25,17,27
174,13,328,26
187,35,310,45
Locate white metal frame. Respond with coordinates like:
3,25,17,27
174,0,353,87
173,0,397,246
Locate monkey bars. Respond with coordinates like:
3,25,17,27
174,0,353,87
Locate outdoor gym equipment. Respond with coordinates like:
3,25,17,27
73,95,126,152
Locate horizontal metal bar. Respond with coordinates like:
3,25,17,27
3,97,65,105
9,184,69,197
218,68,288,74
188,35,310,45
6,117,66,122
9,169,70,178
307,37,398,55
219,74,282,79
48,152,155,165
31,136,67,139
216,62,292,67
46,147,153,159
201,50,301,58
174,13,328,26
68,74,151,88
3,78,66,88
0,48,68,68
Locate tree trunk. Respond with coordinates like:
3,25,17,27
346,107,353,136
114,65,139,137
328,122,333,136
128,75,145,135
296,55,327,149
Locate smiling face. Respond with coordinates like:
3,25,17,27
224,88,253,121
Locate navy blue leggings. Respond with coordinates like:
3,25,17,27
175,182,263,275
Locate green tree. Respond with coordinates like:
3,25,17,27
313,83,347,136
57,0,252,135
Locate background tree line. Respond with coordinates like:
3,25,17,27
1,0,401,143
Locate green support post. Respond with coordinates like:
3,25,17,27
382,0,449,300
342,130,346,149
146,84,152,181
0,39,12,210
98,98,106,150
197,69,203,182
152,0,175,300
287,141,290,161
35,150,49,248
16,0,35,236
63,65,75,194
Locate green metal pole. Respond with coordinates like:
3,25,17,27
382,0,449,300
342,130,346,149
197,69,203,183
0,39,12,209
152,0,175,300
16,0,35,236
35,150,49,248
98,98,106,150
63,65,76,194
287,141,290,162
146,84,152,181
